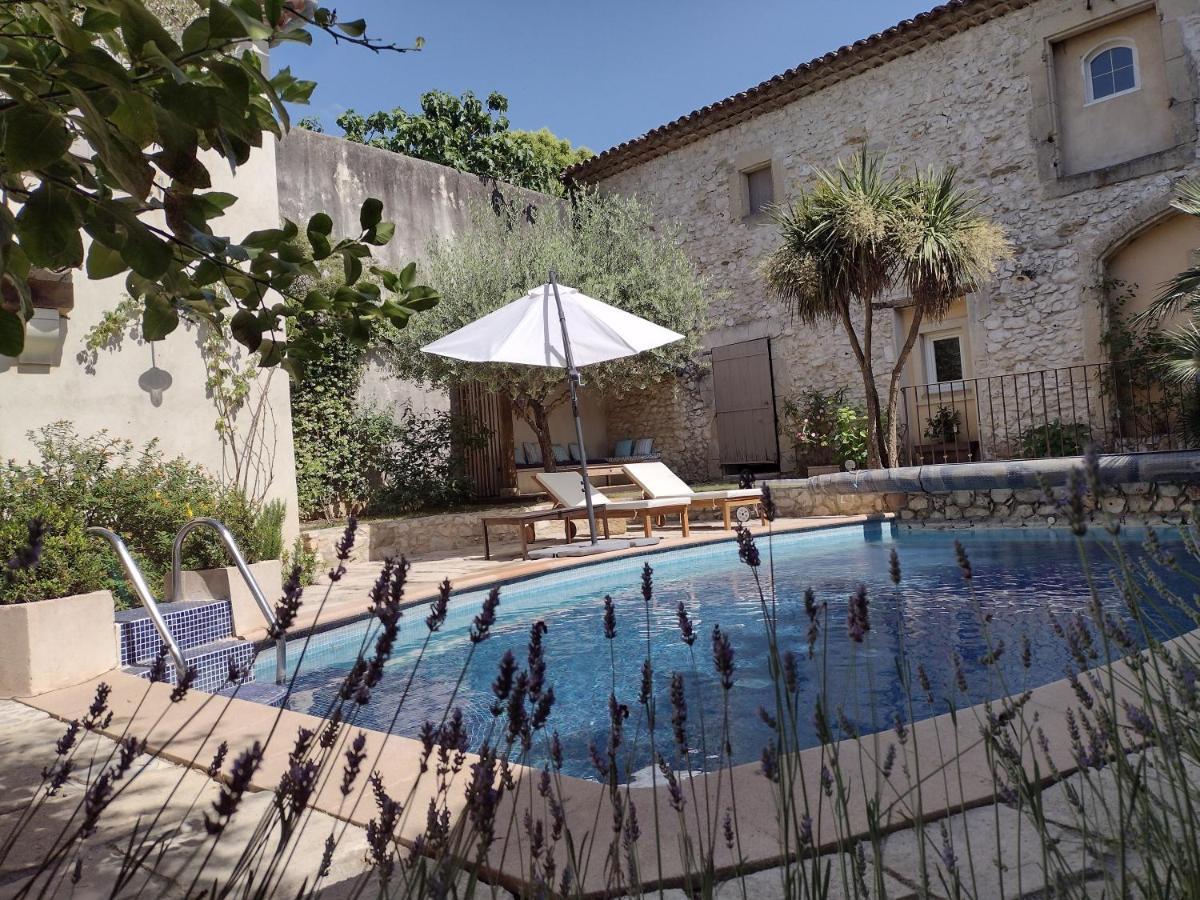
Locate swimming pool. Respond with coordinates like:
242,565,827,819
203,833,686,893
254,522,1197,780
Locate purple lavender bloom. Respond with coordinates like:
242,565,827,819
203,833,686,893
846,584,870,643
528,620,548,700
146,647,169,684
669,672,688,754
341,731,367,797
722,808,735,849
641,562,653,604
783,651,799,694
603,595,616,640
1122,700,1155,739
169,666,197,703
760,741,779,782
84,683,112,730
639,660,653,707
939,821,958,873
711,625,735,690
889,548,902,585
549,731,563,771
799,814,813,846
426,578,450,632
761,483,777,522
328,516,358,582
270,564,304,643
735,525,760,568
470,586,501,643
491,650,518,713
954,540,972,580
676,601,696,646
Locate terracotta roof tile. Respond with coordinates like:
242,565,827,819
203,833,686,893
566,0,1032,183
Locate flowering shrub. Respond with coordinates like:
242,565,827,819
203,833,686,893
783,387,870,471
0,424,284,606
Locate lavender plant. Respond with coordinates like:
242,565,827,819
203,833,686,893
2,457,1199,898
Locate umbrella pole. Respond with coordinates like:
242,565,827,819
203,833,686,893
548,274,598,545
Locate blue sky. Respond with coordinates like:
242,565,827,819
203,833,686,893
274,1,936,154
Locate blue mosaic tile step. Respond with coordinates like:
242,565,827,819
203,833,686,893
217,681,288,708
117,598,234,666
125,637,256,695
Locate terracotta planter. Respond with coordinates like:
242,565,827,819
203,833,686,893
0,590,118,698
168,559,282,640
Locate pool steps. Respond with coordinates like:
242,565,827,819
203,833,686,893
116,598,286,706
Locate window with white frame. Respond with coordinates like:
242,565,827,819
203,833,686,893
1084,41,1139,104
923,331,965,385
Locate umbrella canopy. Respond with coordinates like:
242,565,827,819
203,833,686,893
419,283,683,368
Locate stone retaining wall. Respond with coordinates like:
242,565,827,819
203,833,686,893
769,478,1200,526
301,504,587,564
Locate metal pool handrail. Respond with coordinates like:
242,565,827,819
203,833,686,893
87,526,188,678
170,517,285,685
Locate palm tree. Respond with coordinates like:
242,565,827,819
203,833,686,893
887,168,1009,463
765,150,1008,467
764,151,899,467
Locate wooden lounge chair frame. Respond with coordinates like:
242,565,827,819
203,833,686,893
480,506,612,561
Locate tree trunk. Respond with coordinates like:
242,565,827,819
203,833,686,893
530,399,557,472
836,304,882,469
885,305,927,466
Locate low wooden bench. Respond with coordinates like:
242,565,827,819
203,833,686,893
480,507,611,560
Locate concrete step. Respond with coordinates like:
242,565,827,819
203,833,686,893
124,636,256,694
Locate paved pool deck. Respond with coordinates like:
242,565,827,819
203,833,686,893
2,514,1189,897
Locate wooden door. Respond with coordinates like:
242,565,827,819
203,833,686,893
711,338,779,467
450,383,516,497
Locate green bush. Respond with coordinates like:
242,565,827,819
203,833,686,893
291,319,485,520
281,536,320,588
367,410,482,517
783,387,871,471
1019,419,1092,459
0,424,284,606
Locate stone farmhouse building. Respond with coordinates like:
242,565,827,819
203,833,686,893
570,0,1200,480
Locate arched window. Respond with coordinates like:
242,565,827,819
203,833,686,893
1084,42,1139,103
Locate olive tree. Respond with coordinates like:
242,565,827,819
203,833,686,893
385,193,710,469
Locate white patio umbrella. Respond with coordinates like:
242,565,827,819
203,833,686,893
421,273,683,547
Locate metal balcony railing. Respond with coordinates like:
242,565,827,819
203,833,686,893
899,360,1197,465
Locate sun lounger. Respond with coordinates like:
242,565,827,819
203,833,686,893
534,472,690,539
621,462,766,530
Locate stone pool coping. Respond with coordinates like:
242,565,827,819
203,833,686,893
798,449,1200,495
14,518,1193,896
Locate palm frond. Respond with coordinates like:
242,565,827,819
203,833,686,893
763,149,900,322
1154,321,1200,386
893,167,1010,317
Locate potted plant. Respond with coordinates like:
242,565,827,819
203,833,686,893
924,405,962,445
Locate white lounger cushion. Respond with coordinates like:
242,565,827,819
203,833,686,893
692,488,762,501
535,471,690,513
622,462,762,501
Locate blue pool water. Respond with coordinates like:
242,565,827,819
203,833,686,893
255,523,1197,780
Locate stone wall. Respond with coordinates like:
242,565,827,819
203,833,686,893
603,374,715,481
302,504,633,564
593,0,1200,473
768,479,1200,527
275,130,559,420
